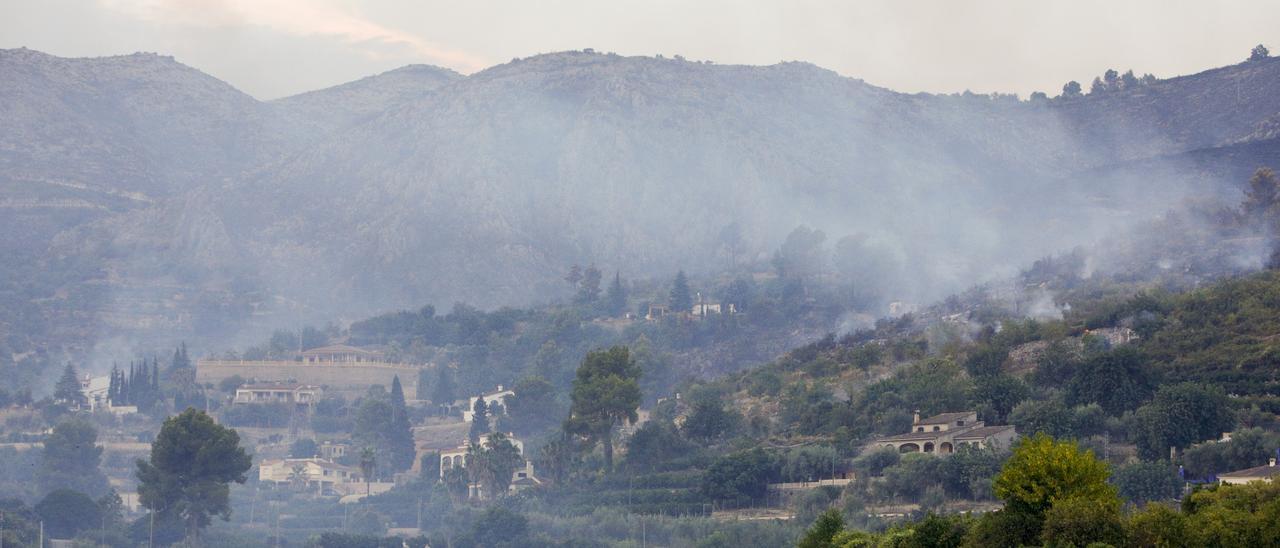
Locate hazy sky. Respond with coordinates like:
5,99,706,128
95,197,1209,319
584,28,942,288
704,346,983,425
2,0,1277,99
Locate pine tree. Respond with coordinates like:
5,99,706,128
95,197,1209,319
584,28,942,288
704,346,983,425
669,270,693,313
564,265,583,288
54,363,86,407
566,346,641,471
576,265,603,303
605,271,627,316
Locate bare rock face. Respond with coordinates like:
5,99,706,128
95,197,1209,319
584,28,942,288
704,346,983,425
4,48,1280,352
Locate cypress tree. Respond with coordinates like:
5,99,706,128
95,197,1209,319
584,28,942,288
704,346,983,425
108,364,119,405
469,398,490,443
388,376,416,472
606,271,627,317
669,270,693,312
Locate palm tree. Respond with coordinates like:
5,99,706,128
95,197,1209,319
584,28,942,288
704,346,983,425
288,464,308,492
358,448,376,497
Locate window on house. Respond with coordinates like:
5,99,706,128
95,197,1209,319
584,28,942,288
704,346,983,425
917,427,924,432
933,426,940,431
957,420,965,426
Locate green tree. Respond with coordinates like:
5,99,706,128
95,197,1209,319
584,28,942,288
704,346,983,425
1066,346,1155,415
772,225,826,280
98,488,126,530
969,373,1029,424
289,438,319,458
34,489,101,539
1128,502,1191,548
681,394,741,442
387,375,417,472
1040,495,1126,548
1113,462,1183,505
701,448,777,503
625,419,695,471
1182,428,1279,480
798,508,844,548
468,432,524,498
418,452,440,483
53,363,85,407
576,264,603,303
469,398,490,443
39,419,109,497
722,277,755,312
852,447,900,478
501,376,560,435
963,509,1042,548
564,264,583,288
348,508,387,537
429,366,456,408
1249,44,1270,61
1061,80,1082,98
217,375,245,394
1009,397,1075,438
669,270,693,312
135,408,252,543
467,507,529,547
442,466,469,502
566,346,642,470
993,433,1116,519
605,271,627,316
1131,383,1234,461
353,397,406,473
535,432,580,485
358,447,376,496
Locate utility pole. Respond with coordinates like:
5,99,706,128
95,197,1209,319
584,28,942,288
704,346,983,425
149,511,154,548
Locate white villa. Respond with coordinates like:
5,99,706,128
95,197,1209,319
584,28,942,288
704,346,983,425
234,383,322,406
80,374,136,414
871,411,1017,455
1219,458,1280,485
259,458,361,495
462,385,515,422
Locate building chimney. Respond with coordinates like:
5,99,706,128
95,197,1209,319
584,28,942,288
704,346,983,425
497,385,503,392
913,410,920,425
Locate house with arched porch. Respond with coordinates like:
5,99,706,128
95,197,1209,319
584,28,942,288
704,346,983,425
870,411,1016,455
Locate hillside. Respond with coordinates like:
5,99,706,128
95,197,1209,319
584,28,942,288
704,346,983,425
4,48,1280,370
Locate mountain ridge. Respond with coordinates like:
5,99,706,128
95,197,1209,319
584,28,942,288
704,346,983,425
3,47,1280,362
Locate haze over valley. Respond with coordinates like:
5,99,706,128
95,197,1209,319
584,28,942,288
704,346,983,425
9,4,1280,546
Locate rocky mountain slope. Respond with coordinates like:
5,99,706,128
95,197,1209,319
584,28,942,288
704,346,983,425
4,48,1280,359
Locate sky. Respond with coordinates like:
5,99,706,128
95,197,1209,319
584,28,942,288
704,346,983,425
2,0,1277,100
